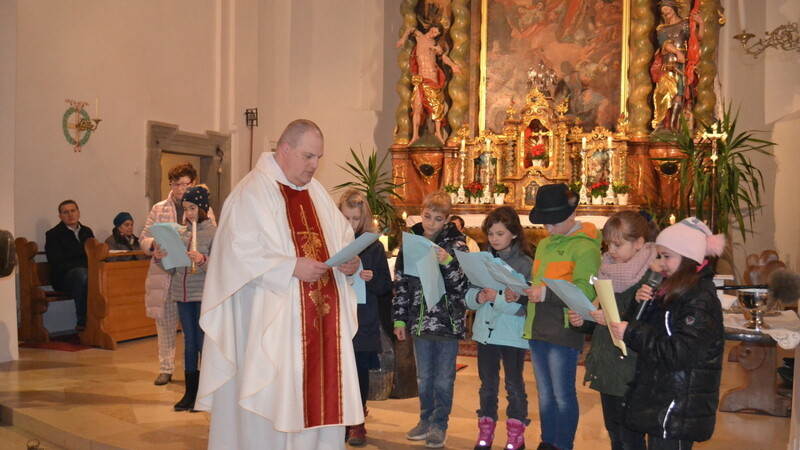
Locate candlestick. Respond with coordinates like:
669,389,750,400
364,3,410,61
669,214,676,225
607,136,612,149
581,137,586,150
460,139,465,153
738,0,746,31
191,221,197,251
485,139,491,154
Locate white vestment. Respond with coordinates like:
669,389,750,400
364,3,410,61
196,153,362,450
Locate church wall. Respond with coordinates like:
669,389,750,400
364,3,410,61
13,0,220,333
720,0,800,273
0,0,19,362
254,0,393,192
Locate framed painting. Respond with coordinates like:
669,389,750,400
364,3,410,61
480,0,628,134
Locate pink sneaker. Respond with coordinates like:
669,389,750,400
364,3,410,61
505,418,526,450
474,416,496,449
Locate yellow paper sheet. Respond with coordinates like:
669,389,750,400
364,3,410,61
594,279,627,356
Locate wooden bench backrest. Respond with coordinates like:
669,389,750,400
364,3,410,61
16,237,71,343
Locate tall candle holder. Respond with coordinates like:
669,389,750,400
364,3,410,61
579,138,589,204
481,139,493,204
605,138,616,204
457,138,467,204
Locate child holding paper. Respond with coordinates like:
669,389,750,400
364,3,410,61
337,189,392,447
609,217,725,449
153,186,216,412
522,184,601,450
465,206,533,450
393,190,468,449
568,210,658,450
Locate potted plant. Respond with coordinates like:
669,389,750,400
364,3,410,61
465,181,484,204
567,181,583,195
589,180,608,205
672,106,774,242
334,148,404,239
443,184,459,203
492,182,509,204
613,182,631,205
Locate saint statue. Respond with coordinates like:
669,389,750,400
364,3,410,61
650,0,704,131
397,24,461,145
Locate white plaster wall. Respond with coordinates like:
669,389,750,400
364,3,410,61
256,0,391,191
14,0,220,333
720,0,800,273
0,0,19,362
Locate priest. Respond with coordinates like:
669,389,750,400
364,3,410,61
196,119,362,449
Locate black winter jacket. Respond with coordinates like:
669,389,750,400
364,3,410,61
622,264,724,442
44,221,95,290
392,222,468,339
353,237,393,353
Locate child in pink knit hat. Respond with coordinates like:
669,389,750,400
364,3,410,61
609,217,725,448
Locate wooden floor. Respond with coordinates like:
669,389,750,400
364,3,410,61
0,336,791,449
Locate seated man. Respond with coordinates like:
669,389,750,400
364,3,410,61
450,215,480,253
45,200,95,328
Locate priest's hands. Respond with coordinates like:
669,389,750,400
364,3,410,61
337,256,360,276
293,257,330,283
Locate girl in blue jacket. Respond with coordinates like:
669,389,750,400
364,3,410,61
465,206,534,450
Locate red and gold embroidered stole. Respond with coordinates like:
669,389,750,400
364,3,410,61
279,184,343,428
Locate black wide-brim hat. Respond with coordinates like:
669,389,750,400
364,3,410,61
529,183,577,225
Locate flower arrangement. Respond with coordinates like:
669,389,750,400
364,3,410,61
465,181,484,198
493,182,509,194
612,182,631,194
443,184,458,194
567,181,583,194
529,142,547,160
589,180,609,198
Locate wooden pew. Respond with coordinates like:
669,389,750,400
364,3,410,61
15,237,73,343
79,238,155,350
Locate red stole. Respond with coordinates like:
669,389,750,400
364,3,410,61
279,184,343,428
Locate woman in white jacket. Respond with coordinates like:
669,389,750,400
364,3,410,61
139,163,215,385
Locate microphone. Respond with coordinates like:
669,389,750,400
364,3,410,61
635,270,664,320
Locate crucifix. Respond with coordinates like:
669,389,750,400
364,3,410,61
701,123,727,233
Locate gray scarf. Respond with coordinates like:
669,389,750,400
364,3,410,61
598,242,657,292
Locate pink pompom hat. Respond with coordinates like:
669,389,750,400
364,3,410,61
655,217,726,264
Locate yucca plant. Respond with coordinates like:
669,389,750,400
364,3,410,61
673,105,774,241
334,148,404,232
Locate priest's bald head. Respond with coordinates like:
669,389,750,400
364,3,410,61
275,119,324,187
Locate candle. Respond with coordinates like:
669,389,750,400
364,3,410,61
191,221,197,251
460,139,466,153
738,0,746,31
486,139,491,153
607,136,612,149
669,214,676,225
95,97,99,118
401,211,408,221
581,137,587,150
373,217,379,229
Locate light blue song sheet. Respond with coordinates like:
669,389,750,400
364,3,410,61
484,257,529,296
541,277,597,321
454,250,504,291
325,232,380,267
402,232,445,311
353,261,366,304
149,223,191,270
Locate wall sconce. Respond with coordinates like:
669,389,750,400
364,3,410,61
734,22,800,58
733,1,799,58
62,98,101,152
245,108,258,128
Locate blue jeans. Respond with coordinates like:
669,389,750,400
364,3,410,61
529,340,580,450
177,302,203,372
61,268,88,327
413,337,459,432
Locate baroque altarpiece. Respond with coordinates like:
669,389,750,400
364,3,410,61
390,0,724,216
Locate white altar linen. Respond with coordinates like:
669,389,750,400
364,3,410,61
724,310,800,350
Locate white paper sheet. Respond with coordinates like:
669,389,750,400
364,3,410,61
325,232,380,267
541,277,597,321
455,250,504,291
594,279,627,356
149,223,191,270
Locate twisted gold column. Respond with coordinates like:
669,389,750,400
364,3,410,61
393,0,418,146
693,0,719,127
627,0,655,139
446,0,470,145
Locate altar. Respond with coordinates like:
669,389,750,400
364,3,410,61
388,0,726,220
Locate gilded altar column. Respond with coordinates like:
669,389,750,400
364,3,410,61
694,0,720,127
394,0,418,146
626,0,655,139
446,0,470,146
